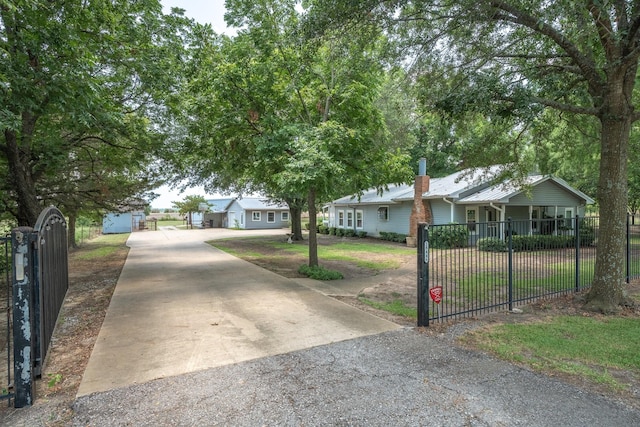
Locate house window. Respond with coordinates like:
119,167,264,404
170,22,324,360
338,210,345,227
267,211,275,223
466,208,477,232
564,208,574,228
252,211,261,221
377,206,389,221
347,211,354,228
356,210,363,229
281,211,289,222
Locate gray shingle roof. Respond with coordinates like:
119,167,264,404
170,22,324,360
234,198,288,210
329,166,594,206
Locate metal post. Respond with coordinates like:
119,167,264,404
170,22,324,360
11,227,35,408
507,218,513,311
626,213,631,283
417,223,430,326
575,215,581,292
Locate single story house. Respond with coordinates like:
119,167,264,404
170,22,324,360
204,197,290,230
325,163,594,241
103,200,147,234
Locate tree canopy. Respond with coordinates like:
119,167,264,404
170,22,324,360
305,0,640,312
0,0,194,227
173,0,412,266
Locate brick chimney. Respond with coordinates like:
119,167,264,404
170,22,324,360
409,158,433,241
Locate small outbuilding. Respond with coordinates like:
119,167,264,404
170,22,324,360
103,200,147,234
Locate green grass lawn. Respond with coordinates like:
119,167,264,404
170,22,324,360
461,316,640,393
76,233,130,260
213,237,415,271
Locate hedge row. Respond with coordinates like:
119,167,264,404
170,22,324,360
429,224,469,249
379,231,407,243
317,225,367,238
477,230,596,252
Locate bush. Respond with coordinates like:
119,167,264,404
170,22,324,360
298,264,344,280
430,223,469,249
329,227,337,236
579,220,596,246
379,231,407,243
357,231,368,238
478,231,596,252
344,229,356,237
318,225,329,234
477,238,507,252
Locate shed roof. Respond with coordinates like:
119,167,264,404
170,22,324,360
234,197,289,210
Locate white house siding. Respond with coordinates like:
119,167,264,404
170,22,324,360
328,203,412,237
244,210,288,229
226,200,289,230
430,200,464,225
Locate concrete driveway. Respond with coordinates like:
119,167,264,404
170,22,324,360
77,228,399,396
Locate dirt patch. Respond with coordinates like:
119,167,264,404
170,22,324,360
214,234,414,280
0,237,128,426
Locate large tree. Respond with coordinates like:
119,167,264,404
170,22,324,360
176,0,411,266
307,0,640,312
0,0,192,226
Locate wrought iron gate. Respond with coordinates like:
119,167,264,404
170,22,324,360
1,235,12,406
8,206,69,407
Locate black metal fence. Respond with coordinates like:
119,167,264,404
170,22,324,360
0,207,69,408
418,215,640,326
1,235,12,406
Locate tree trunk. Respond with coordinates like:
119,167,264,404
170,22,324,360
585,70,632,312
285,197,305,241
68,214,78,249
307,187,318,267
3,129,41,226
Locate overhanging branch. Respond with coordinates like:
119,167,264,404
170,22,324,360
529,96,599,116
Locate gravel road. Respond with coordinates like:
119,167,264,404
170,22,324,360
70,328,640,427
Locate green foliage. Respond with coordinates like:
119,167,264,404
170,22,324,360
478,229,597,253
477,238,507,252
0,2,194,225
430,223,469,249
359,297,417,319
305,0,639,307
379,231,407,243
172,195,207,216
47,373,63,388
578,220,597,246
298,264,344,280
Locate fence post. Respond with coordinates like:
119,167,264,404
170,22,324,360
507,218,513,311
417,223,430,327
626,213,631,283
11,227,36,408
575,215,581,292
